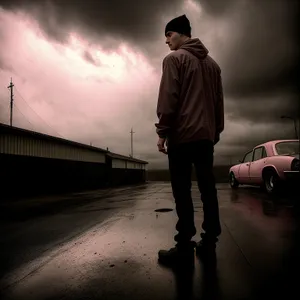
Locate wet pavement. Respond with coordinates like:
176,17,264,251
0,182,298,299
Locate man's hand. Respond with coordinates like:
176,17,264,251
157,137,167,154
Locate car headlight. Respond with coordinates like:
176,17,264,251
291,158,300,171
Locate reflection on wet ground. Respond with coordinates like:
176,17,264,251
0,182,298,299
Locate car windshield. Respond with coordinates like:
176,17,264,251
275,141,299,155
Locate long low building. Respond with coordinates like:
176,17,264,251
0,123,148,199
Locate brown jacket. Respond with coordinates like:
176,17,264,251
155,38,224,147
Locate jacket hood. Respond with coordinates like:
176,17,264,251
179,38,209,59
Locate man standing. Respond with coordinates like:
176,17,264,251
155,14,224,265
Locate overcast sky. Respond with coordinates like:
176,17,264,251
0,0,299,169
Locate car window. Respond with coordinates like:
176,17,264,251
243,151,253,163
253,147,263,161
262,147,267,158
275,141,299,155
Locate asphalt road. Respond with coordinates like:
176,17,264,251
0,182,298,300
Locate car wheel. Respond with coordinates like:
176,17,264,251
263,170,280,194
229,172,239,188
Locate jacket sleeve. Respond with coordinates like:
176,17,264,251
215,72,224,135
155,55,180,138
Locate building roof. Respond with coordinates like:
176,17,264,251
0,122,107,153
0,123,149,164
106,152,148,164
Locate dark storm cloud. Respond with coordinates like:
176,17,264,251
198,0,299,127
202,0,298,98
196,0,237,16
226,94,299,123
0,0,182,45
4,0,296,104
227,125,297,155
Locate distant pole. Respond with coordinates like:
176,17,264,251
130,128,135,157
7,78,14,126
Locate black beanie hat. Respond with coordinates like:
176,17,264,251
165,14,191,37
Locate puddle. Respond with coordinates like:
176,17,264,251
154,208,173,213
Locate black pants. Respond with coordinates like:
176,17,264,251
167,139,221,244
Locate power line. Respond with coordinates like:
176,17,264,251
2,80,64,138
23,54,93,121
13,102,36,130
13,86,63,138
22,48,104,133
7,49,105,143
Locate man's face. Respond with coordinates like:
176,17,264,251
165,31,182,51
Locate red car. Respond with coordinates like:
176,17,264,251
229,139,299,194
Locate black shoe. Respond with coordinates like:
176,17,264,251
158,241,196,267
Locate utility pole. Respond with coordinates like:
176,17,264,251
130,127,135,157
7,78,14,126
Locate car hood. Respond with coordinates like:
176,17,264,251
230,163,242,170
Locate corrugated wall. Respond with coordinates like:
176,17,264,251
111,158,146,170
0,124,148,199
0,132,105,163
112,158,127,169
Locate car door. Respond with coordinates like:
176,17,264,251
238,151,253,184
249,146,267,184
